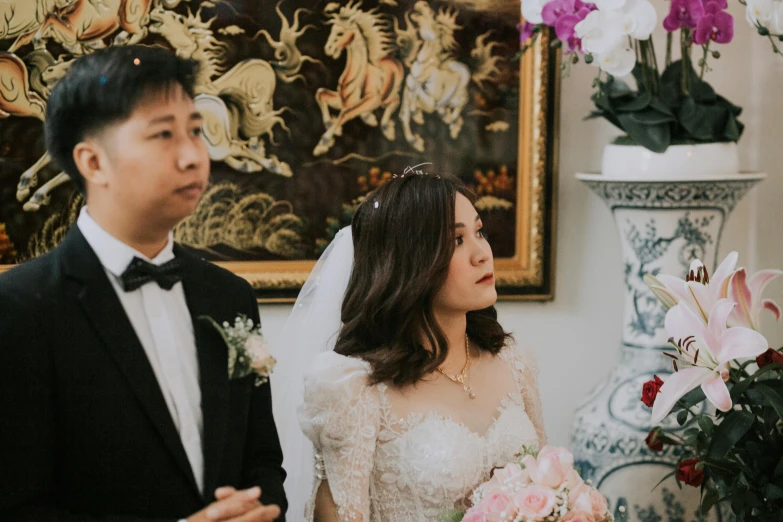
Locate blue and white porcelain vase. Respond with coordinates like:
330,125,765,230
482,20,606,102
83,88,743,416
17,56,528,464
571,143,765,522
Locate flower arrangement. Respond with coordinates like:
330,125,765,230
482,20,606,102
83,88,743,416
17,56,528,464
201,314,276,386
641,252,783,519
442,446,617,522
519,0,780,152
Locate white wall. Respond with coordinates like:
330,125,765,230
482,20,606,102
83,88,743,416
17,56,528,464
259,2,783,447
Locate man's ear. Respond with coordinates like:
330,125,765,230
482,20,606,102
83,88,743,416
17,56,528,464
73,138,110,189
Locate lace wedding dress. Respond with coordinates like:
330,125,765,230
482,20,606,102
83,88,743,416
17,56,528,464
298,343,547,522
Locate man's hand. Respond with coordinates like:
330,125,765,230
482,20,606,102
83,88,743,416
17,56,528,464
186,487,281,522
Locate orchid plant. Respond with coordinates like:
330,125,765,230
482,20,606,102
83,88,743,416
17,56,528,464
520,0,781,152
641,253,783,519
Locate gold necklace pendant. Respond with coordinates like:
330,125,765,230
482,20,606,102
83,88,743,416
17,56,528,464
436,334,476,399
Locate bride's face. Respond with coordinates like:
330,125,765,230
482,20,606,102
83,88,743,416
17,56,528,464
433,193,497,314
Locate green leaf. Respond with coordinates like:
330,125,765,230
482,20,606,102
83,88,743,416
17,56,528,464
746,382,783,420
764,483,783,501
678,97,730,141
691,79,717,103
701,486,720,515
679,387,707,409
698,416,715,437
606,78,634,98
731,364,782,400
707,410,755,459
617,92,652,112
775,457,783,477
616,112,671,153
677,410,689,426
628,109,677,125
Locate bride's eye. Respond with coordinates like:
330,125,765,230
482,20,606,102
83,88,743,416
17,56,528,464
477,228,487,239
456,235,464,246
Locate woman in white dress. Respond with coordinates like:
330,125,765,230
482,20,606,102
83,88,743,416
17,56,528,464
293,173,546,522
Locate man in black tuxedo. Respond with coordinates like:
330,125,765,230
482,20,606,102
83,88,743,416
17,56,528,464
0,45,287,522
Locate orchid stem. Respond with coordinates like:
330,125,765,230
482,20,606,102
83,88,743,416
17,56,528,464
700,43,710,79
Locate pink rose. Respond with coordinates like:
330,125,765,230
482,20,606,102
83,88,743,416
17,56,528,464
525,446,575,488
491,463,531,490
462,507,489,522
569,485,608,520
479,491,516,519
513,486,556,520
564,468,584,490
562,511,597,522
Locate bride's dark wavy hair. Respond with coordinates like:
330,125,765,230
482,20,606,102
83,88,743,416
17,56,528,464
334,173,512,387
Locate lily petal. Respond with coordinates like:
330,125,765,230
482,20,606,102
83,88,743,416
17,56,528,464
657,274,691,303
666,303,716,355
728,269,753,328
711,251,739,291
707,298,734,341
651,367,712,424
762,299,782,321
685,281,713,322
645,274,679,309
716,326,769,363
701,373,732,412
749,269,783,305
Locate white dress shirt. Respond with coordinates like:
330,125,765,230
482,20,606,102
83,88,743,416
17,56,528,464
77,207,204,494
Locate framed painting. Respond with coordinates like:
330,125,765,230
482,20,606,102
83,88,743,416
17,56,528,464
0,0,560,302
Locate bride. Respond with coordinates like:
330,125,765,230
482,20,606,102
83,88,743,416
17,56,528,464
272,172,546,522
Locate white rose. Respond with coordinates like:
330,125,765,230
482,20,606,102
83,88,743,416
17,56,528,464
244,335,270,360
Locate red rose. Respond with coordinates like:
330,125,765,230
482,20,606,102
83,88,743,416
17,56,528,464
676,458,705,487
645,429,664,452
756,348,783,369
641,375,664,408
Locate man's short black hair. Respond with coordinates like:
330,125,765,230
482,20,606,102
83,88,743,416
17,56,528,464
45,45,200,193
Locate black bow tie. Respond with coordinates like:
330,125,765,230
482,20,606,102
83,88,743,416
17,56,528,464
120,256,184,292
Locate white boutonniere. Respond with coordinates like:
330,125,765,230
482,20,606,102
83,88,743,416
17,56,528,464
200,314,276,386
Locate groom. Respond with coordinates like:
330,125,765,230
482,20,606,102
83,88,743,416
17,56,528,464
0,46,286,521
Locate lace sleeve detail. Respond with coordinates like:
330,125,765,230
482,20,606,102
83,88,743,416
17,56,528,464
501,343,547,446
299,352,379,522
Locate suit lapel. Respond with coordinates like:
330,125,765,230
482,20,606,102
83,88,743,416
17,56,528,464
59,228,201,497
176,247,231,500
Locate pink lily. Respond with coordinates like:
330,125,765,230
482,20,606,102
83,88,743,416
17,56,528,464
645,252,738,323
728,267,783,330
651,299,769,424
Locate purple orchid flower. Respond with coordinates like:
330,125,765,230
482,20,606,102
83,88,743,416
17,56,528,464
555,14,583,52
518,21,535,43
693,2,734,44
663,0,705,31
542,0,577,26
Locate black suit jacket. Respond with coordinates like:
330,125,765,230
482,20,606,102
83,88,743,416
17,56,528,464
0,227,287,521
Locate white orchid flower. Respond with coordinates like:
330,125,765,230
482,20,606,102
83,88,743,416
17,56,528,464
593,42,636,76
523,0,552,24
576,9,625,54
619,0,658,39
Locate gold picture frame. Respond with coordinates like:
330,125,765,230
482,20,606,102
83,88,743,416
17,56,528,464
0,0,559,303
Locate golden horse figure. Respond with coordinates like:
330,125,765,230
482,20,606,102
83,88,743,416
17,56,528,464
148,5,292,176
0,51,72,211
8,0,154,54
396,1,502,152
313,1,404,157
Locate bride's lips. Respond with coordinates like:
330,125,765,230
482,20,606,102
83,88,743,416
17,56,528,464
476,272,494,284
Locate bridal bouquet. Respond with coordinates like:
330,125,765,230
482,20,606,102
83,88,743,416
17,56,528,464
442,446,616,522
642,253,783,519
201,314,276,386
519,0,781,152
